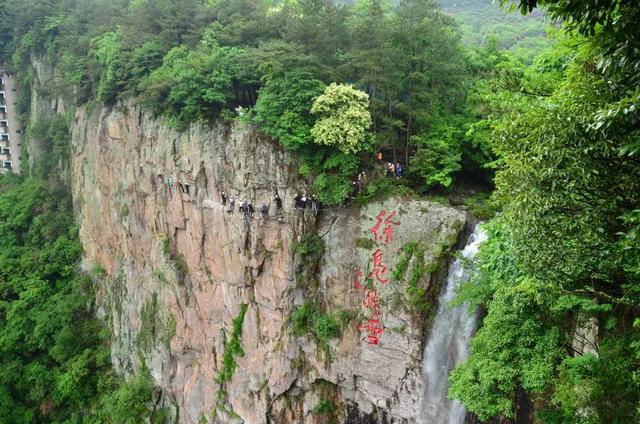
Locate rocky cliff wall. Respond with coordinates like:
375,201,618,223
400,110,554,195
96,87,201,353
70,101,467,423
28,56,70,169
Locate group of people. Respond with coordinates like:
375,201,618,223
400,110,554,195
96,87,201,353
159,174,192,197
386,161,402,178
219,191,321,218
352,171,368,195
294,193,319,214
376,151,403,178
221,192,284,219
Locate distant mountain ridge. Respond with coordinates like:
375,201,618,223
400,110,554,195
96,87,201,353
437,0,551,58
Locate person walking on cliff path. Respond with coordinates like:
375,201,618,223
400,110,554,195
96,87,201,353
247,201,254,218
166,176,174,198
274,194,282,212
395,162,402,178
311,195,319,215
238,199,245,214
294,193,301,210
221,191,227,206
260,202,269,218
301,193,308,211
228,196,235,213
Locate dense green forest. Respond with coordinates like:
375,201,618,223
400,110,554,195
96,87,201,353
0,0,638,422
1,0,498,205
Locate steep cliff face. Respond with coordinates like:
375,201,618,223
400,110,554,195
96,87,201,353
28,56,70,168
71,101,467,423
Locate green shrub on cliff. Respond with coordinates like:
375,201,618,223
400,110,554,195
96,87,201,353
216,304,248,386
315,314,341,342
289,303,348,351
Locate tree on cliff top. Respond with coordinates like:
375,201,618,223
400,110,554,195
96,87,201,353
310,83,373,154
253,70,326,150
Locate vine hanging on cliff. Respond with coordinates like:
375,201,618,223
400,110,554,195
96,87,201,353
215,304,248,402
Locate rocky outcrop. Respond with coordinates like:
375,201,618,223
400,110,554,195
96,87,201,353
27,56,71,168
71,101,467,423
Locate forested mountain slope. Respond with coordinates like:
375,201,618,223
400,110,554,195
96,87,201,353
437,0,552,57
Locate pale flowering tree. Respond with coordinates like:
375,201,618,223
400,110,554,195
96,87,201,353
310,83,372,154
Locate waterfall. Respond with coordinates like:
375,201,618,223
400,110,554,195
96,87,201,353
419,224,487,424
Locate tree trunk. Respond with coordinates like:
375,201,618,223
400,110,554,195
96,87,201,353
405,115,411,168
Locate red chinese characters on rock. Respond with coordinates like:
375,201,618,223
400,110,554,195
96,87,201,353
359,318,383,345
358,289,383,344
367,249,389,284
370,210,400,244
362,288,381,317
353,268,363,289
354,210,400,346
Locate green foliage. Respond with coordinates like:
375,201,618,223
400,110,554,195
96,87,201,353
289,303,347,348
392,242,434,313
293,234,325,272
438,0,553,61
253,72,366,205
216,304,247,386
355,238,376,250
161,237,189,278
411,113,467,188
355,174,415,206
315,314,341,342
0,172,160,422
90,367,167,424
392,243,415,282
450,13,640,418
355,176,394,205
510,0,640,79
0,0,498,203
29,114,73,179
94,31,124,103
172,254,189,277
449,242,565,419
311,399,332,416
290,302,317,336
139,43,257,129
405,245,431,312
462,192,498,220
310,83,372,154
136,293,159,352
306,150,360,205
254,70,326,150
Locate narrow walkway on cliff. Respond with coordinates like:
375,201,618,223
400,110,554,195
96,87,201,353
0,69,22,174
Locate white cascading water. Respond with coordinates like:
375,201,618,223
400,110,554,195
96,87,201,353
419,224,487,424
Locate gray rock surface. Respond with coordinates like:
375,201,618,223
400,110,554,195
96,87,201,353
70,100,467,423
